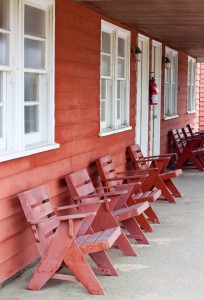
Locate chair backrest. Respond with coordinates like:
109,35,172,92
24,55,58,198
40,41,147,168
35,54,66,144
128,144,148,170
96,155,122,187
170,129,184,156
18,186,59,256
65,169,100,234
187,124,195,135
182,126,192,138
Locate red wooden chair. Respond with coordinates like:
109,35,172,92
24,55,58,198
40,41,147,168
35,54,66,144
184,125,204,146
187,124,204,137
96,155,161,232
65,169,150,256
171,128,204,171
128,145,182,204
18,186,122,295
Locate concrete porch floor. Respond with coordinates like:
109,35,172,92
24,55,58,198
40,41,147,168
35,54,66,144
1,169,204,300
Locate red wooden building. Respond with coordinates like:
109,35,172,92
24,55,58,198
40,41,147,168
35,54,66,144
0,0,203,285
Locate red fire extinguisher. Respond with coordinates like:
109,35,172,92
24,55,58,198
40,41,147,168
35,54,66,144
149,77,158,105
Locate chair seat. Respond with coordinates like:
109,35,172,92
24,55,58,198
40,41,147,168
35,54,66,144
113,202,149,222
161,169,182,180
134,189,161,203
77,227,121,254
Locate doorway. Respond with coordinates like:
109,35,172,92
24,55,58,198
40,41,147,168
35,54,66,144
150,40,162,155
135,34,149,156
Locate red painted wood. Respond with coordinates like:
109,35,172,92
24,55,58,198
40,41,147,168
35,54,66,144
128,144,182,203
96,155,160,229
0,0,201,285
18,185,121,294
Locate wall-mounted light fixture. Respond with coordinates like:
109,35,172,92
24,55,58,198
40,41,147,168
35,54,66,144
164,57,171,69
132,45,142,62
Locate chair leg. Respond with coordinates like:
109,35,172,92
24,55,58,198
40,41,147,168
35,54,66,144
154,176,176,204
89,251,118,276
64,241,105,295
135,213,153,232
144,206,160,224
120,218,149,245
92,211,137,257
113,231,137,256
164,179,182,197
28,222,71,290
190,153,204,171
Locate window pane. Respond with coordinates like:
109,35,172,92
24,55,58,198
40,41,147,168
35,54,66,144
101,54,111,76
117,81,121,99
118,58,125,78
0,32,9,65
118,37,125,57
24,38,45,69
101,79,106,99
0,72,2,103
0,0,9,30
107,83,113,127
187,85,191,110
102,32,111,54
117,100,121,119
164,84,170,116
172,84,177,114
24,105,39,134
24,5,45,38
24,74,39,102
100,101,106,122
0,107,2,137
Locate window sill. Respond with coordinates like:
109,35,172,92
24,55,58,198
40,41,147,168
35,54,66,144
99,126,132,137
0,142,60,163
186,110,196,114
163,115,179,121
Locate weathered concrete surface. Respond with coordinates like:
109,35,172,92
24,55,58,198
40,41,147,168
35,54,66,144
1,169,204,300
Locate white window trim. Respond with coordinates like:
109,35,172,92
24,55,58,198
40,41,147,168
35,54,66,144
187,56,196,113
163,114,179,121
99,125,132,137
0,0,59,162
99,20,130,136
164,47,178,119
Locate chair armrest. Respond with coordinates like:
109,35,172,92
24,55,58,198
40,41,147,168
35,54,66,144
71,190,128,202
144,153,176,158
28,212,96,224
117,170,148,175
95,182,142,191
56,200,111,211
101,174,148,181
137,157,166,163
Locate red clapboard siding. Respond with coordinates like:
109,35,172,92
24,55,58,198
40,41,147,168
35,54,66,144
0,0,200,285
0,244,38,283
200,63,204,130
160,50,200,153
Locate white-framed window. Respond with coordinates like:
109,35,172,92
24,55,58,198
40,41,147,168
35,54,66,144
187,56,196,112
0,0,58,162
99,20,131,136
164,47,178,119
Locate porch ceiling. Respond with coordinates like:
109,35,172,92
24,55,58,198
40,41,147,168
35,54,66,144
75,0,204,60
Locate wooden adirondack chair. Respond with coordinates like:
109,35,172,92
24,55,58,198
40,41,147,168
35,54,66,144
184,125,204,147
187,124,204,137
128,144,182,204
171,128,204,171
18,186,122,295
96,155,161,232
64,169,150,257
